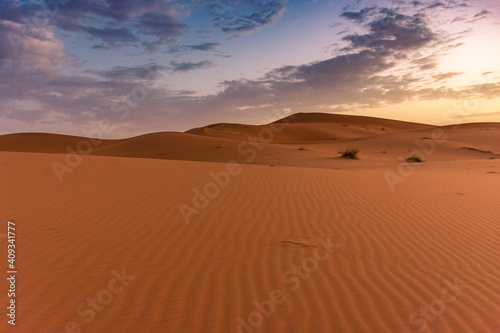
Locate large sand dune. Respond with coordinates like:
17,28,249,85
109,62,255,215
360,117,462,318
1,113,499,168
1,113,499,332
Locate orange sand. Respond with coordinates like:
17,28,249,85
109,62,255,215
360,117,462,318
1,113,499,332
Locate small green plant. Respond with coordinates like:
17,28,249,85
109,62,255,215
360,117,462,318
406,155,423,163
338,148,359,159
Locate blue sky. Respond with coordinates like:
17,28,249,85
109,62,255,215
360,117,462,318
0,0,499,138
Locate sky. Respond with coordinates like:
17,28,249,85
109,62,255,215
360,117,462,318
0,0,499,138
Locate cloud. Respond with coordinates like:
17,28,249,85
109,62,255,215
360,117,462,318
169,60,214,72
473,9,490,19
0,0,286,55
168,42,222,53
207,0,286,33
451,16,466,23
196,49,500,128
83,11,186,50
341,8,437,51
414,54,440,70
0,1,215,128
0,0,188,52
433,72,463,81
196,4,499,118
135,12,187,38
56,0,167,22
212,49,401,110
187,42,222,51
427,2,446,9
90,64,167,81
142,40,172,54
409,0,469,9
0,19,66,80
340,7,376,22
82,26,139,48
214,53,232,58
1,1,499,135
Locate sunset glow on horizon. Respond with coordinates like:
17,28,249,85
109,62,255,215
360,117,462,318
0,0,499,138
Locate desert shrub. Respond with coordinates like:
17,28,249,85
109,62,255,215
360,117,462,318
338,149,359,159
406,155,423,163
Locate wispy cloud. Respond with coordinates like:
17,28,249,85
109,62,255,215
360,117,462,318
433,72,464,81
340,7,376,22
207,0,286,34
83,26,139,49
90,64,167,81
135,12,187,38
169,61,214,73
187,42,222,51
473,9,491,19
168,42,222,54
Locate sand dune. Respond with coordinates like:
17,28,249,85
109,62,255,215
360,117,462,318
187,112,432,143
1,113,499,332
1,113,499,169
